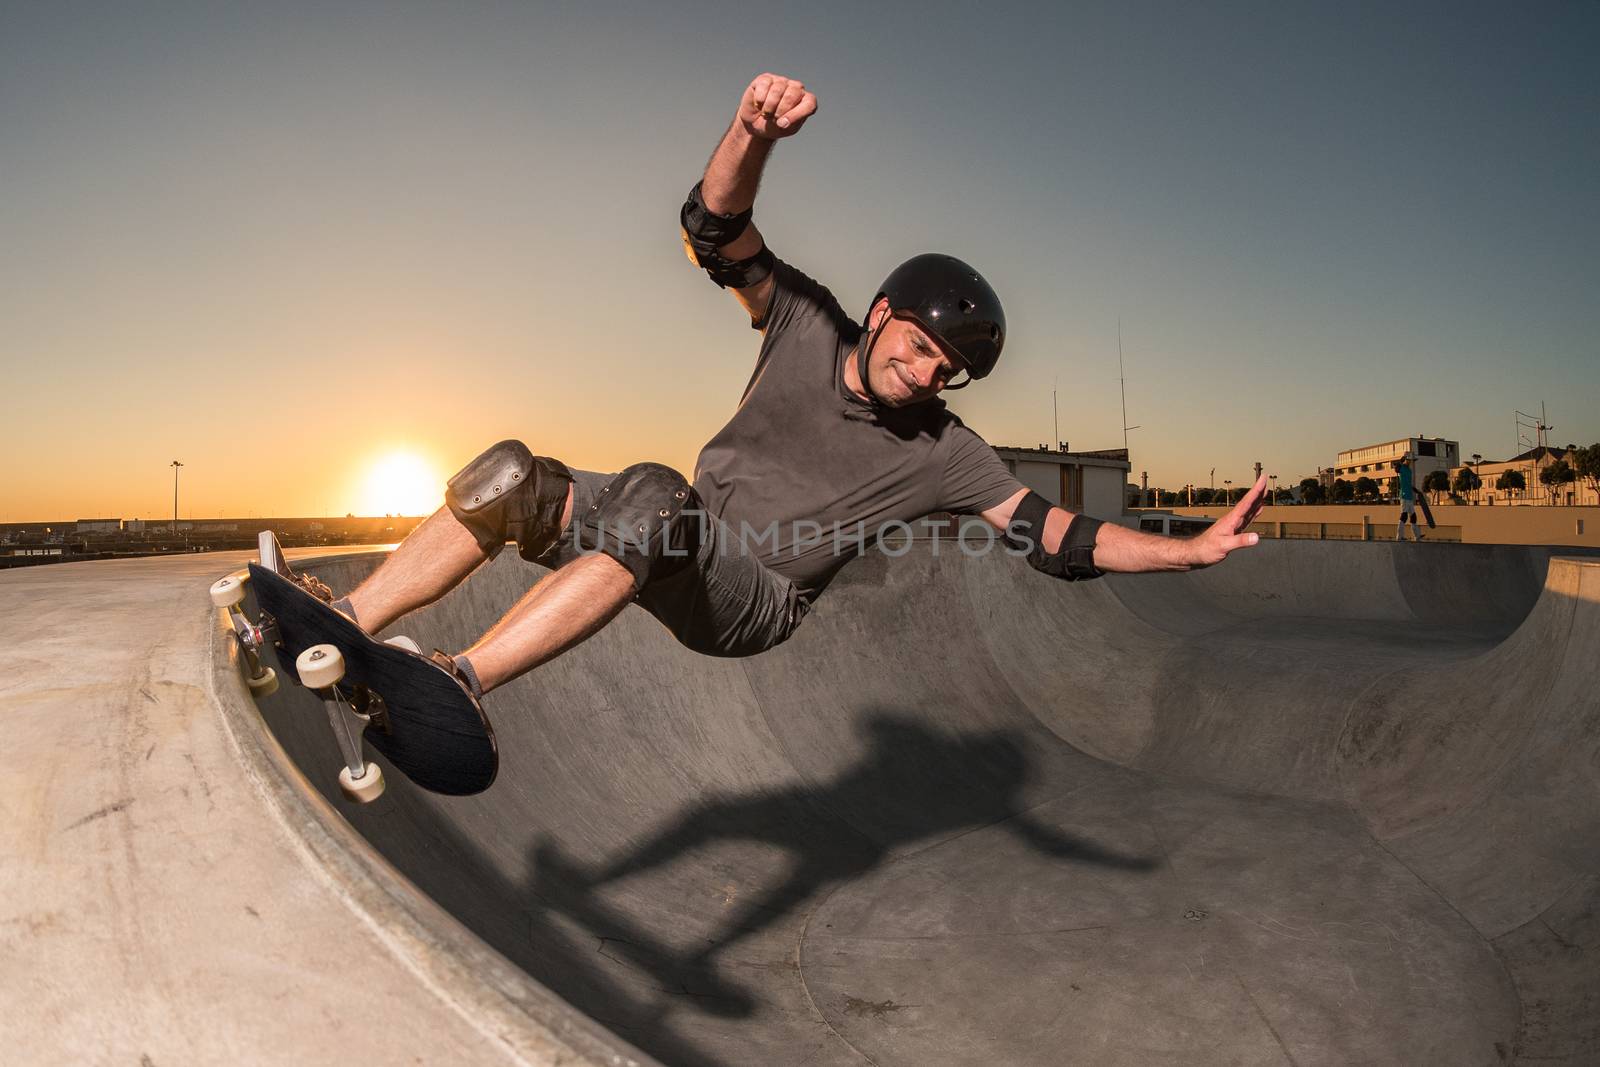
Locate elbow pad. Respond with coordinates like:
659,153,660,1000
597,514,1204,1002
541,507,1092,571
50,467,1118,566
680,181,775,290
1003,490,1104,581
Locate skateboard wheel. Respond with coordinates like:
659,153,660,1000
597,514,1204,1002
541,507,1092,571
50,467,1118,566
246,666,279,696
384,635,421,654
339,762,385,803
296,643,346,688
209,575,246,608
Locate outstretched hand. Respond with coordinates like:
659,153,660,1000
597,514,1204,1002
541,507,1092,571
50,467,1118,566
739,73,817,140
1188,473,1268,567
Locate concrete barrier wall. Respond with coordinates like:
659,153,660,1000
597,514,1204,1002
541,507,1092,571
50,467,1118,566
1142,503,1600,548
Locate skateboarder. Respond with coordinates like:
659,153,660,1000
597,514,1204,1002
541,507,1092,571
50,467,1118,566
1394,455,1423,542
324,73,1268,700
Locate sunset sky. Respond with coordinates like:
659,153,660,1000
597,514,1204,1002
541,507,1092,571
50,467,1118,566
4,1,1596,521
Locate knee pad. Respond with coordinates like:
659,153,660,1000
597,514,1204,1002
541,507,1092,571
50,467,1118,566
579,463,704,589
445,440,573,561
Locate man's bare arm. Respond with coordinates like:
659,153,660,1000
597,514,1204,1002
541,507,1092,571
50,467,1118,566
693,74,817,323
980,474,1268,573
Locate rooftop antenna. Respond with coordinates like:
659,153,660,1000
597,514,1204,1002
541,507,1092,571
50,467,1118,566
1515,402,1552,454
1118,319,1140,453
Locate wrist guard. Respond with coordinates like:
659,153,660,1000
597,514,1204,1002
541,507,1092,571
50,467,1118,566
680,181,775,290
1003,490,1104,581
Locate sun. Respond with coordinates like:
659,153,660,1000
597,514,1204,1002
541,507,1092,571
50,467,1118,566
360,452,443,517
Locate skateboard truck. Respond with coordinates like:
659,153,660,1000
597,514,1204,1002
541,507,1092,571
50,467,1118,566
210,574,280,697
234,532,496,798
296,643,388,803
213,571,385,802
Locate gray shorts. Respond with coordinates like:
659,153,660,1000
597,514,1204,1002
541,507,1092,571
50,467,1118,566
1399,496,1416,516
539,469,809,658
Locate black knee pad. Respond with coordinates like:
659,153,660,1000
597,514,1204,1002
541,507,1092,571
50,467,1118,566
578,463,704,589
445,440,573,561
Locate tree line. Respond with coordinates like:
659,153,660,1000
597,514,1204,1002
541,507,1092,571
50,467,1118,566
1134,443,1600,508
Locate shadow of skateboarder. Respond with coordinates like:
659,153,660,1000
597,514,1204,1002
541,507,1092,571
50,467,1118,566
530,712,1158,1021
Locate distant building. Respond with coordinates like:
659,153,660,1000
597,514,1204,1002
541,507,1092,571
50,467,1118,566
74,518,122,534
1455,445,1597,507
992,445,1131,522
1324,436,1459,490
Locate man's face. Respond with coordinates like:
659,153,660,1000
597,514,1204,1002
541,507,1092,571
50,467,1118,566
865,298,970,407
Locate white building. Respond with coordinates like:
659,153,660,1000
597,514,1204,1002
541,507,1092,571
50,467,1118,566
1456,445,1598,507
992,446,1131,522
1325,436,1459,489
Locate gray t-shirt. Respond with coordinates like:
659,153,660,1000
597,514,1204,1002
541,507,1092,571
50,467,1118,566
692,259,1023,603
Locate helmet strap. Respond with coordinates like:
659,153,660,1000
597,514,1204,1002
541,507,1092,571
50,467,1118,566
854,311,891,406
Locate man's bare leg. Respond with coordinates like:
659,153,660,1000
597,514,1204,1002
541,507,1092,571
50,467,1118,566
461,552,637,693
338,475,638,694
346,486,575,634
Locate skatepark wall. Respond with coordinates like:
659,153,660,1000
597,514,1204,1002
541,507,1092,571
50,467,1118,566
1151,503,1600,550
213,538,1600,1065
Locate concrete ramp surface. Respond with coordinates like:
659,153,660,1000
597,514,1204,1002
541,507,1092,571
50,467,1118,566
233,541,1600,1066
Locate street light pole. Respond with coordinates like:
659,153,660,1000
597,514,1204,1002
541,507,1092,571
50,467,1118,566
170,460,183,530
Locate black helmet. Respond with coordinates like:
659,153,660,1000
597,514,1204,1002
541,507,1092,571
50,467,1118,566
871,253,1005,380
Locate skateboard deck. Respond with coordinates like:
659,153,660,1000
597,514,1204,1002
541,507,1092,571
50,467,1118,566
248,558,497,795
1417,494,1436,529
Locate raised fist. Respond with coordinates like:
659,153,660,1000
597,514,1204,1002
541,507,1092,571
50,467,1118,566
739,73,818,140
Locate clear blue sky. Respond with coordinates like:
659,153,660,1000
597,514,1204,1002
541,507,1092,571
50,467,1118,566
3,0,1596,518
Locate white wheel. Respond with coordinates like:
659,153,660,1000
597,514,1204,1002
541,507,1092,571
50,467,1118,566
296,643,345,688
246,666,279,696
209,575,246,608
384,635,421,654
339,762,385,803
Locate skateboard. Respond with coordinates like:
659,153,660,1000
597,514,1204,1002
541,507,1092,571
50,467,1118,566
211,532,497,801
1416,493,1436,529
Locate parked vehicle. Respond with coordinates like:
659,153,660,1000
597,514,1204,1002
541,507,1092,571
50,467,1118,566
1133,512,1216,538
